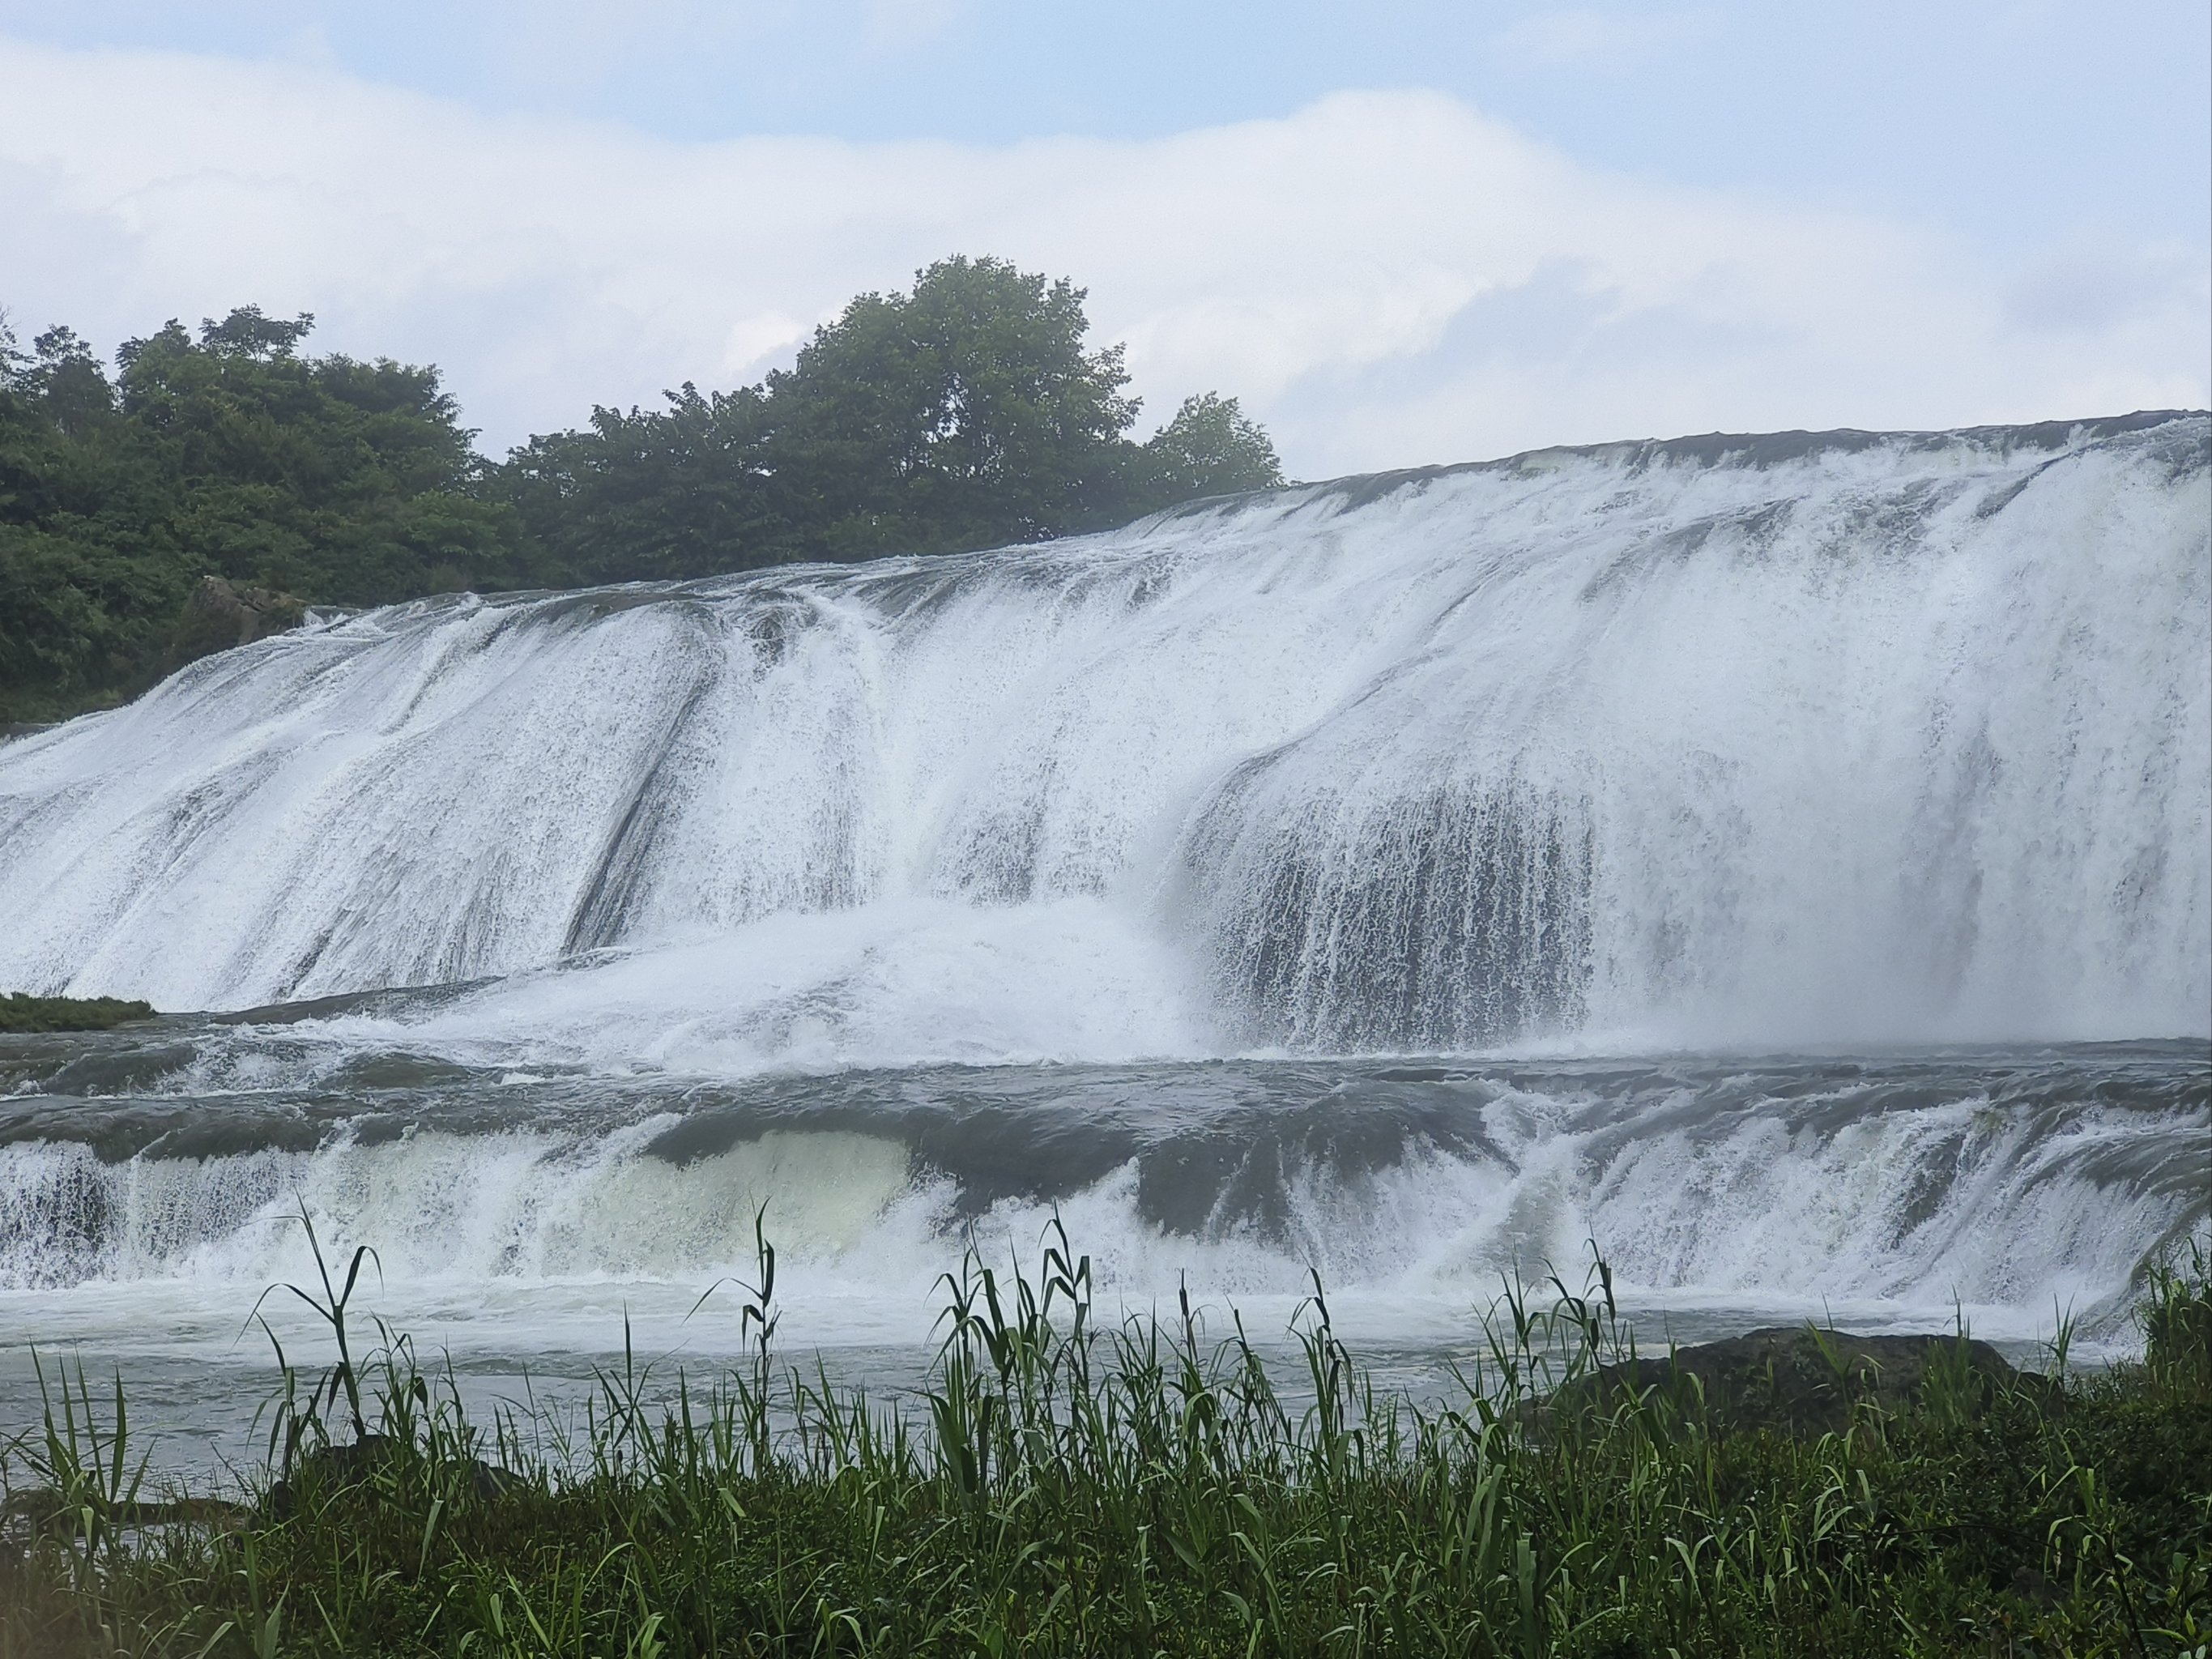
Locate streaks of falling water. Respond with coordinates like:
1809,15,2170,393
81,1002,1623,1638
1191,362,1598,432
0,414,2203,1052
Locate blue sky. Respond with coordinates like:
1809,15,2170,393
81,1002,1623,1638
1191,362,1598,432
2,2,2205,474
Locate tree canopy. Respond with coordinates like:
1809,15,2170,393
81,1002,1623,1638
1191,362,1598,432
1,305,519,716
501,256,1282,586
1,260,1285,721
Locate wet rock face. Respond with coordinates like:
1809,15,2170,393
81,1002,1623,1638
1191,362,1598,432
169,575,306,667
1574,1327,2027,1436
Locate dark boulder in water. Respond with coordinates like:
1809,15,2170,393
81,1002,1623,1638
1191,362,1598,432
1562,1326,2028,1436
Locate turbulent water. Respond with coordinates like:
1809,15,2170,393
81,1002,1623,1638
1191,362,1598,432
1,414,2206,1446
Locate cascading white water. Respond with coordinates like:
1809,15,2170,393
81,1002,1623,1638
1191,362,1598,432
1,416,2206,1431
2,414,2205,1049
4,1054,2195,1316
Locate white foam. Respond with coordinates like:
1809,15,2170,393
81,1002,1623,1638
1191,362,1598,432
325,897,1220,1078
3,1061,2194,1359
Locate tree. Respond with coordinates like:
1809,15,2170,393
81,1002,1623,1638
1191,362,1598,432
195,304,315,361
497,382,779,586
492,256,1287,576
0,313,183,708
763,255,1141,558
2,267,1289,720
0,306,526,719
1136,392,1284,505
110,308,522,603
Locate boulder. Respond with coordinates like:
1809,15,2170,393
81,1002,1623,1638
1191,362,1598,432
168,575,307,667
1561,1326,2027,1437
262,1434,521,1518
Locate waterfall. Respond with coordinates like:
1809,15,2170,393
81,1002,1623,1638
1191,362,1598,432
2,414,2207,1383
4,412,2201,1051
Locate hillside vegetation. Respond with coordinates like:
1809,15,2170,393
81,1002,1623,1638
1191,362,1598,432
0,257,1281,723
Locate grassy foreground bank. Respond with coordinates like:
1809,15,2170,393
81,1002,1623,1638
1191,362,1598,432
4,1225,2208,1658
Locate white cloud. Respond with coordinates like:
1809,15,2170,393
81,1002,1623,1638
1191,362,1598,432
0,36,2201,477
2004,240,2207,336
721,309,809,376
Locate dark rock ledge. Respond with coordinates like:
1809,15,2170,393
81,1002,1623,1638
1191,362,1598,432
1558,1326,2035,1437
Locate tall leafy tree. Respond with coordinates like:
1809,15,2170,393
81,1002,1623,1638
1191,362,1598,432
763,255,1141,557
1136,392,1283,506
0,307,524,719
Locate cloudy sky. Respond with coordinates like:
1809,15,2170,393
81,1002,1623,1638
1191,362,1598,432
2,2,2205,477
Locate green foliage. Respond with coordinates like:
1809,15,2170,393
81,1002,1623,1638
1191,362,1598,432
0,305,521,720
108,309,519,605
1,261,1286,720
3,1236,2208,1657
2144,1239,2212,1388
497,382,779,588
1138,391,1285,507
494,256,1282,586
762,255,1141,558
0,992,156,1033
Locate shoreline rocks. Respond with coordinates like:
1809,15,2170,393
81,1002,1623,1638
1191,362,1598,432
1559,1326,2032,1436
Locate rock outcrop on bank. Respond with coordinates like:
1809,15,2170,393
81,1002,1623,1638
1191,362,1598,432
1561,1326,2031,1436
167,575,306,668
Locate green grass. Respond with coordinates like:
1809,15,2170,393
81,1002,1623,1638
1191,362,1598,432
3,1217,2208,1657
0,992,157,1033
